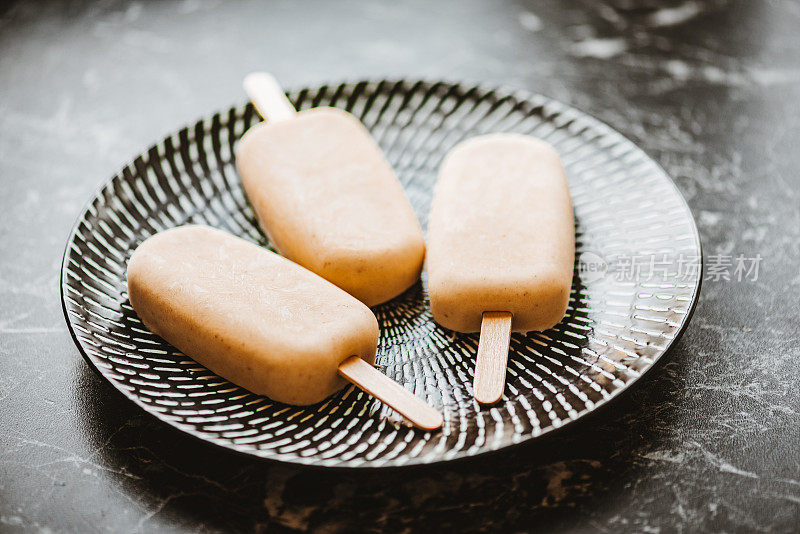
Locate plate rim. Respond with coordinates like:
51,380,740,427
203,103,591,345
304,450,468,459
60,78,704,468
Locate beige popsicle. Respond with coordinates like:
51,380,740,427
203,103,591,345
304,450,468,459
426,134,575,405
127,225,442,430
236,73,425,306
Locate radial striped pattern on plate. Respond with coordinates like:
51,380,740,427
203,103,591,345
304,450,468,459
61,80,701,467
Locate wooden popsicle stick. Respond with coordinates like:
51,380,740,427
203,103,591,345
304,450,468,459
473,311,513,405
243,72,296,122
338,356,443,431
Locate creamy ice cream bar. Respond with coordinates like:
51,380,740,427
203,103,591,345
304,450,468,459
427,134,574,405
127,225,379,405
236,77,425,306
427,134,575,333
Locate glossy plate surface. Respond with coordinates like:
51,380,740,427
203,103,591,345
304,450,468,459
61,80,701,467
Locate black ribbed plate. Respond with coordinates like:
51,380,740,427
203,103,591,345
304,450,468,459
61,80,701,467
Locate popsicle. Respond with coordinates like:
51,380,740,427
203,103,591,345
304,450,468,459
235,73,425,306
127,225,442,429
426,134,575,405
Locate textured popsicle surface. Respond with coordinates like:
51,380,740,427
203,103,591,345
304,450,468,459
236,107,425,306
126,225,379,405
427,134,575,333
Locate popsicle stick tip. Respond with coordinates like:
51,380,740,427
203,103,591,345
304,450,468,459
338,356,443,430
473,311,512,406
474,387,503,406
414,406,444,431
243,71,280,91
243,72,296,122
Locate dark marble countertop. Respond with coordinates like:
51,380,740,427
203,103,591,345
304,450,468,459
1,0,798,532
